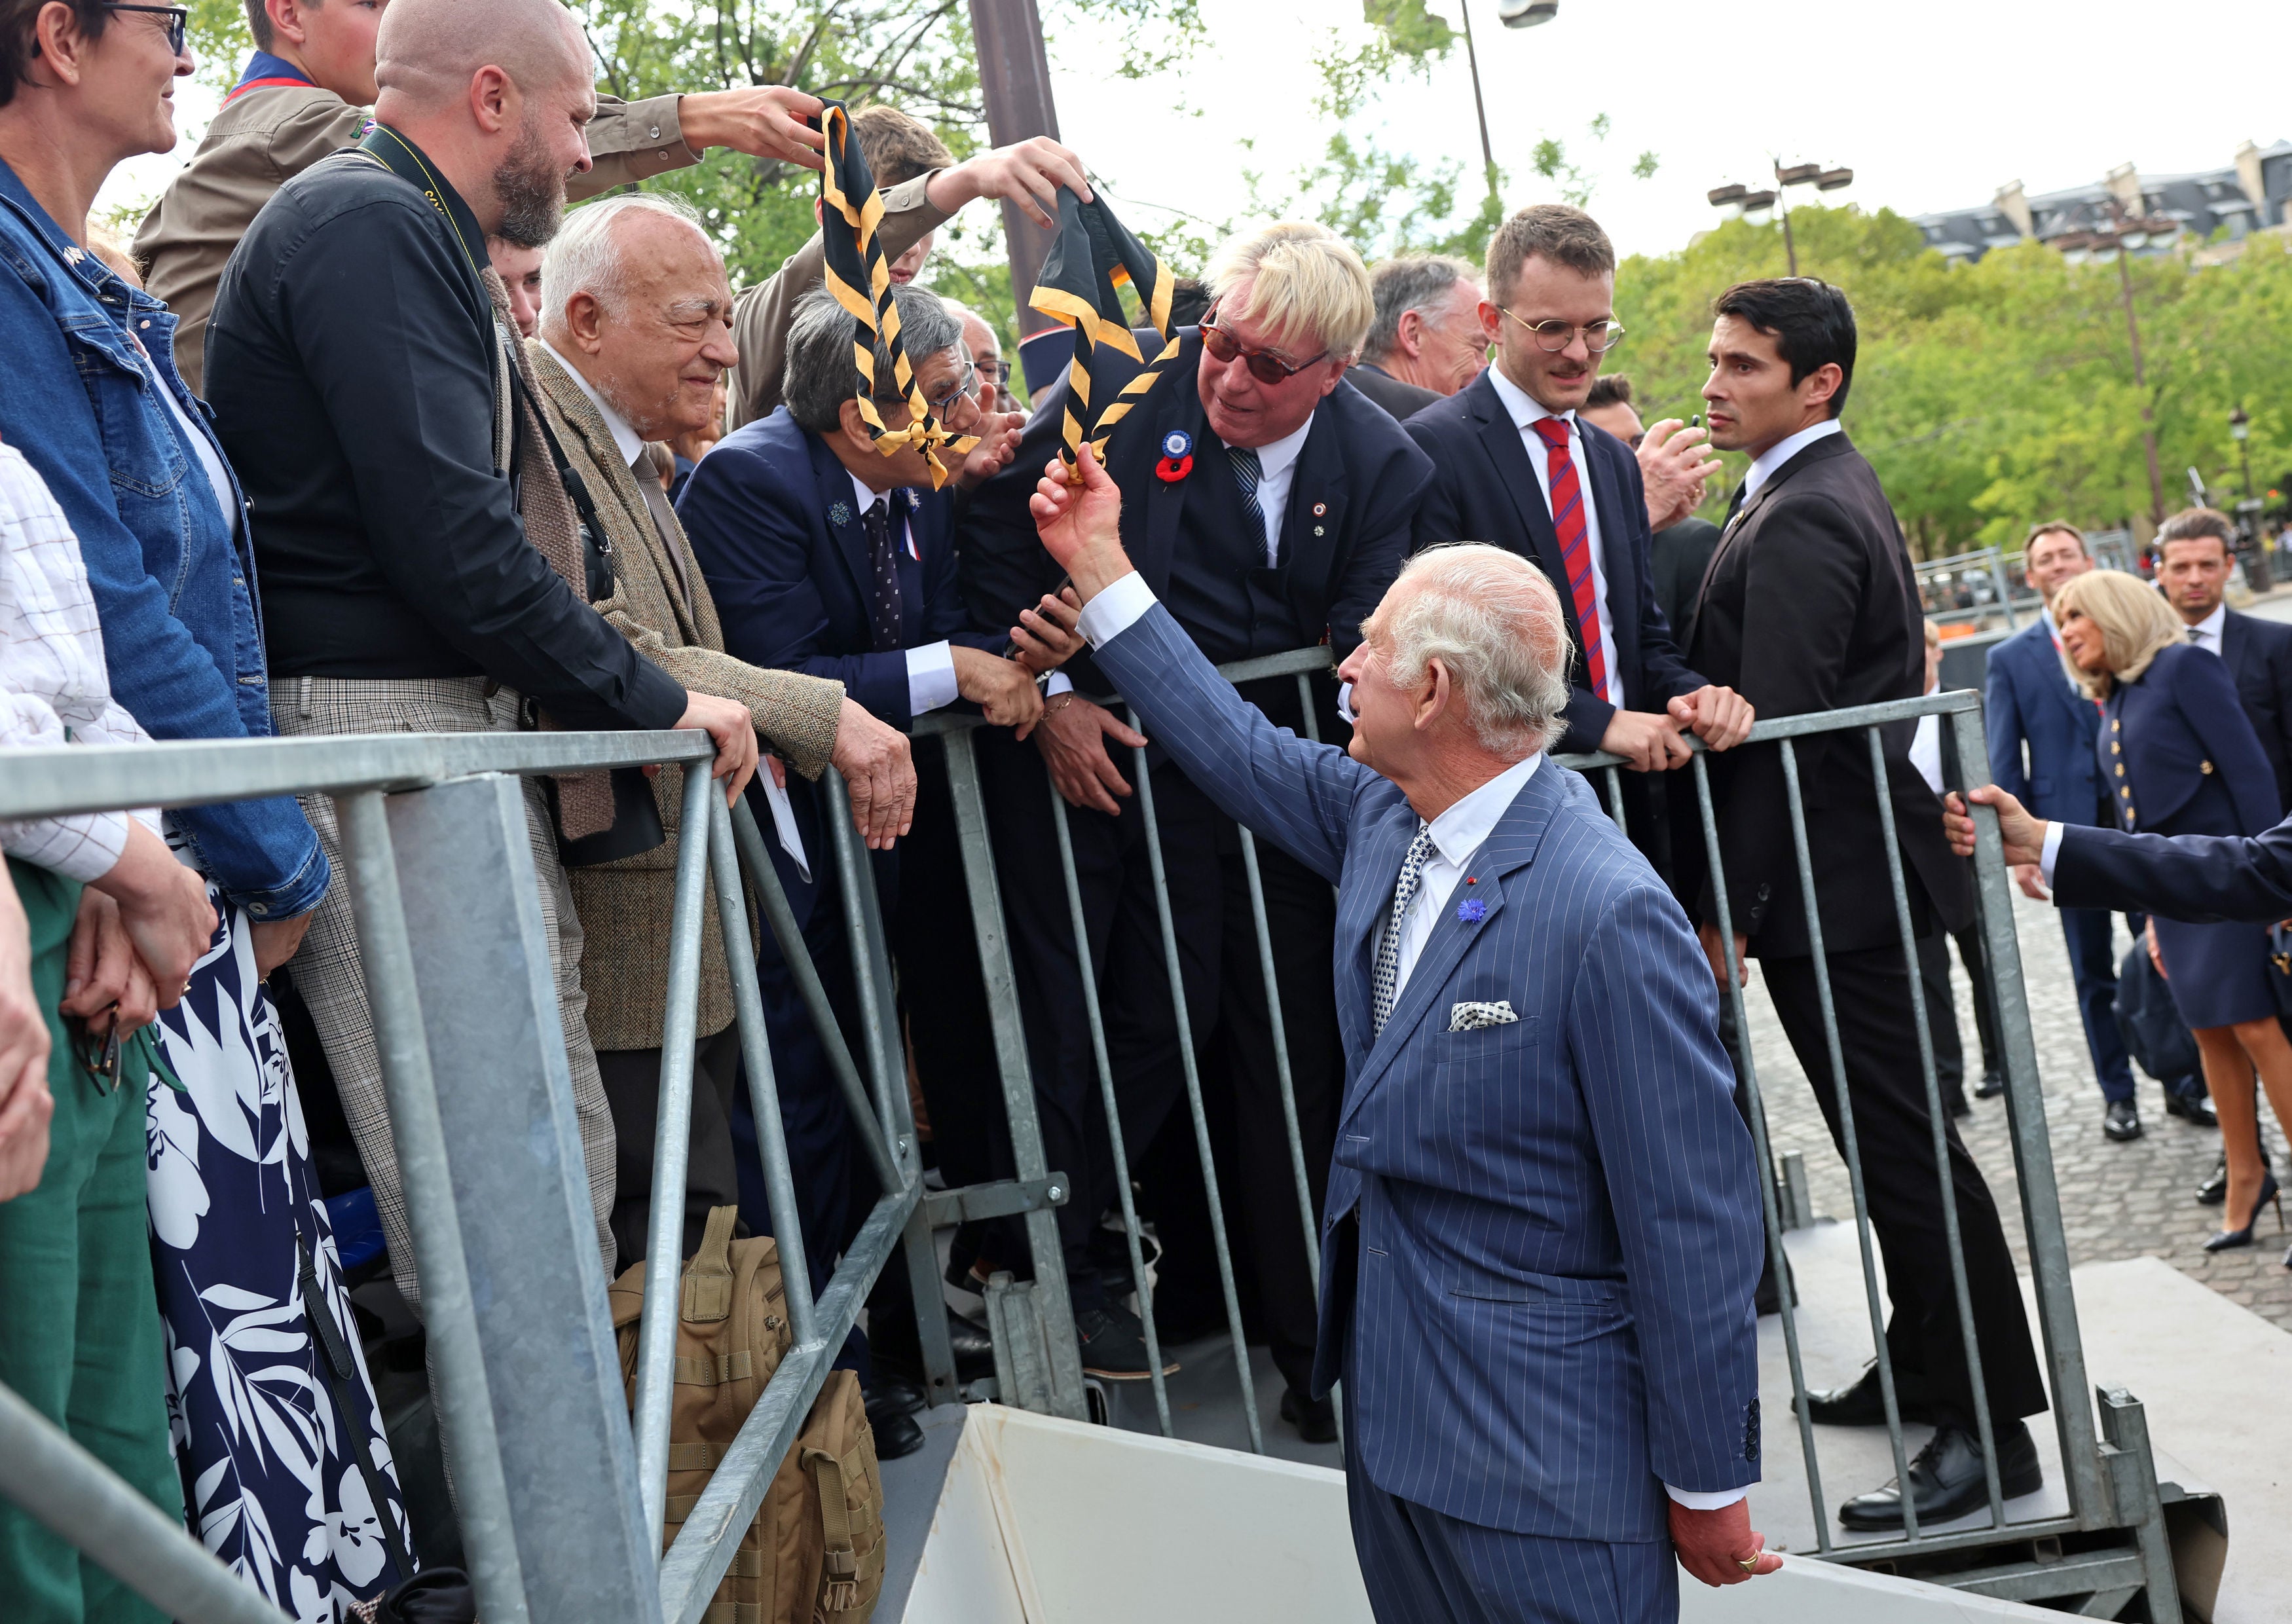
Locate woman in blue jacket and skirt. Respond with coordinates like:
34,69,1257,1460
2054,569,2290,1253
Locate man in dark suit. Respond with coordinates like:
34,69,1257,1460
678,283,1037,1435
960,221,1430,1433
1024,451,1781,1618
1684,277,2047,1530
1352,254,1483,420
1985,521,2204,1140
1404,206,1754,864
2157,506,2292,807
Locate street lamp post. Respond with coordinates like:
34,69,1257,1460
1457,0,1559,206
2231,405,2270,588
1708,159,1852,276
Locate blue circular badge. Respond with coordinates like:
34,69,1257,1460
1161,429,1193,461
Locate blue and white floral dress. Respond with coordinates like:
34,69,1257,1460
149,871,413,1621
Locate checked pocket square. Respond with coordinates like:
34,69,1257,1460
1448,1000,1518,1031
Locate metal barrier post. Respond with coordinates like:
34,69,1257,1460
939,728,1089,1420
631,762,722,1546
376,774,662,1623
1942,706,2109,1523
1130,710,1266,1454
337,788,535,1624
0,1382,293,1624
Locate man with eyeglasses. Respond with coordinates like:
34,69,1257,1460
956,219,1432,1435
1406,205,1752,887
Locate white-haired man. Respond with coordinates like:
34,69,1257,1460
206,0,762,1310
1020,445,1777,1620
960,221,1434,1431
1354,253,1485,418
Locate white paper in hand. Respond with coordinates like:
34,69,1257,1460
759,762,810,883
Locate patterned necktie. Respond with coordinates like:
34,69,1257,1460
2187,627,2202,644
1229,444,1270,564
630,449,693,620
862,497,903,652
1371,822,1438,1037
1530,416,1608,704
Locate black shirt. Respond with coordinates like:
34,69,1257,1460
206,128,684,731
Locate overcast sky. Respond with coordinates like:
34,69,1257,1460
99,0,2285,262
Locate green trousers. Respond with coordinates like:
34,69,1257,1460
0,859,178,1624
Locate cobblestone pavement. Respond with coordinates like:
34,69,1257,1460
1737,883,2292,1333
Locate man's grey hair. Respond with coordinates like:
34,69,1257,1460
783,284,963,436
1363,255,1480,365
1376,544,1572,756
539,194,712,336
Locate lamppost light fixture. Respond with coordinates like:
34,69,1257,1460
1775,162,1822,187
1707,183,1748,207
2231,405,2251,441
1816,166,1855,191
1496,0,1558,26
1739,189,1778,213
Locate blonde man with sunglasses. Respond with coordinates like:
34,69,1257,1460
952,220,1432,1434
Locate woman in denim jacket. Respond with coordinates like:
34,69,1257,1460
0,3,410,1614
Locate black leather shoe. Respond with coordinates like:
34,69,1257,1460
1838,1421,2041,1531
2164,1092,2218,1128
870,1306,997,1387
864,1386,927,1461
2104,1099,2143,1141
1805,1360,1932,1428
1973,1072,2006,1100
1280,1385,1338,1445
1074,1301,1179,1381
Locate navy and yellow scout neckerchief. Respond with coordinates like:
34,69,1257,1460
815,102,978,489
1029,191,1179,477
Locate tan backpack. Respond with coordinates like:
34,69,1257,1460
610,1206,885,1624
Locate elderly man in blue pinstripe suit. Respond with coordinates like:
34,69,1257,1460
1009,445,1776,1621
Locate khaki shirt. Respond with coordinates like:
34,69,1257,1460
134,82,702,394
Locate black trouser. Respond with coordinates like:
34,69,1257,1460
975,729,1340,1374
1762,944,2047,1431
597,1027,745,1268
1915,928,2002,1108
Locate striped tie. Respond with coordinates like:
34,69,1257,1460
1229,444,1270,564
1371,822,1437,1037
1532,416,1608,704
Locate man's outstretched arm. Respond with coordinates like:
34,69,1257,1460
1948,784,2292,923
1027,447,1369,883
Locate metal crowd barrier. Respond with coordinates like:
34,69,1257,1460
0,726,988,1624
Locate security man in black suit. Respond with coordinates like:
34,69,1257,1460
959,221,1431,1438
2155,506,2292,808
1682,276,2046,1533
1402,206,1754,872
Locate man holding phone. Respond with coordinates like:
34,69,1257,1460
1578,377,1724,639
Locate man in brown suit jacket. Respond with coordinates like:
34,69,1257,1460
134,0,833,392
526,193,920,1278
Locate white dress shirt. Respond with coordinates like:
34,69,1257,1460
2184,601,2226,655
1485,366,1619,707
1079,569,1741,1510
1740,418,1842,506
0,446,160,880
1243,414,1314,567
845,471,958,717
1910,678,1944,796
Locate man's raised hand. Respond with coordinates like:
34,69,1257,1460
677,86,828,171
1011,589,1085,674
933,137,1093,229
1029,444,1130,596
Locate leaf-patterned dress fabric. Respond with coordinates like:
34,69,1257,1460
149,872,410,1621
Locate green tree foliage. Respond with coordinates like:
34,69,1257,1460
1612,206,2292,555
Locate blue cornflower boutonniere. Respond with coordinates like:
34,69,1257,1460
828,500,853,527
1456,897,1488,925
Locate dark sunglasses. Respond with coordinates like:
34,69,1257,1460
104,2,188,53
1200,303,1329,386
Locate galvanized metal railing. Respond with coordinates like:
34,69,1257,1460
0,724,1014,1624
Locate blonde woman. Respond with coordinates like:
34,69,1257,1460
2054,570,2288,1251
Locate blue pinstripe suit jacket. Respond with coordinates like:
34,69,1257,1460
1095,603,1765,1542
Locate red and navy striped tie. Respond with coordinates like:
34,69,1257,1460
1532,416,1608,702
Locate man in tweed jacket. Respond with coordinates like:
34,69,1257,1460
527,194,917,1269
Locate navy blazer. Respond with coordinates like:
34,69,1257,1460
959,331,1432,693
676,407,1002,728
1094,602,1764,1541
2101,641,2279,840
2057,811,2292,925
2217,607,2292,811
1405,370,1703,754
1985,617,2104,825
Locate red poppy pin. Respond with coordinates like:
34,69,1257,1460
1156,428,1194,483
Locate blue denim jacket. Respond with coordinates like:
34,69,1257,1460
0,159,327,919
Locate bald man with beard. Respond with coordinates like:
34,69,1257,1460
205,0,765,1310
